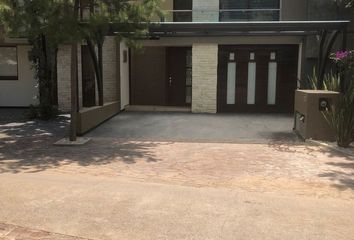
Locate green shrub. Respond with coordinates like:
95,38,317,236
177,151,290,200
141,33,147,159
26,104,58,120
323,82,354,147
26,104,39,119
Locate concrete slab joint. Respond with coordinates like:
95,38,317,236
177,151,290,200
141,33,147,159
192,43,218,114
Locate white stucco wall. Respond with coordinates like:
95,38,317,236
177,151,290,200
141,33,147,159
120,42,130,110
0,45,38,107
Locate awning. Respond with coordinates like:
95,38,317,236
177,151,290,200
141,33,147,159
147,21,350,37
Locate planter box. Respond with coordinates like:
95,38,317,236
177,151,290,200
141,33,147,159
294,90,339,141
77,101,120,135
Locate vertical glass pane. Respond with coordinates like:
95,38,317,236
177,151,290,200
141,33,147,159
227,62,236,105
267,62,277,105
247,62,256,105
185,49,192,104
270,52,276,60
186,87,192,104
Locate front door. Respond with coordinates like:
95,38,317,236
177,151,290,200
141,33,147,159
81,45,96,107
218,45,298,113
166,47,192,106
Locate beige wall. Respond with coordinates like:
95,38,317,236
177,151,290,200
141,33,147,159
192,44,218,113
0,45,38,107
57,37,119,112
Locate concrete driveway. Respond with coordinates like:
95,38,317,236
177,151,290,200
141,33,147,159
87,112,299,143
1,110,353,240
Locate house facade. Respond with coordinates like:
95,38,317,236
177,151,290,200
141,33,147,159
1,0,352,115
0,33,38,107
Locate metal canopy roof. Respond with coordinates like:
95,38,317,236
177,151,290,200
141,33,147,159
146,21,350,37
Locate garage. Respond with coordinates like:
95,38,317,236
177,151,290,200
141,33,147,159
217,45,299,113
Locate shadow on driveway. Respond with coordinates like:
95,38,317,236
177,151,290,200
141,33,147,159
0,110,353,192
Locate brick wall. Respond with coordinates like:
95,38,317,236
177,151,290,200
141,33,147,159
192,44,218,113
103,37,119,103
57,37,120,112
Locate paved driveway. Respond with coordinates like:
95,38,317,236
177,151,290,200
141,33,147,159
87,112,299,143
1,110,353,240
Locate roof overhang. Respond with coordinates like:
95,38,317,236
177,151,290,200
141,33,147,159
145,21,350,38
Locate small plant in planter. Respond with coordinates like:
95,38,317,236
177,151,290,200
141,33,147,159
323,82,354,147
323,50,354,148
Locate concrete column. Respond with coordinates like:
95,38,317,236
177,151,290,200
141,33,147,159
192,0,219,22
192,43,218,113
103,36,119,103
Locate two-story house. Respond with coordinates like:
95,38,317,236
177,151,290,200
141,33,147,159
1,0,353,118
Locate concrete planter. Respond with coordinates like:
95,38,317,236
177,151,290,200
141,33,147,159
294,89,339,141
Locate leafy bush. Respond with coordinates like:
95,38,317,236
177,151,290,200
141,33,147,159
306,68,341,92
26,104,40,119
323,82,354,147
305,50,353,147
26,104,58,120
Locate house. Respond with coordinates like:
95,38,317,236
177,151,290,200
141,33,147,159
0,29,38,107
56,0,353,119
1,1,353,130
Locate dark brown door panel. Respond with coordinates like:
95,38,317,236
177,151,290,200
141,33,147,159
218,45,299,113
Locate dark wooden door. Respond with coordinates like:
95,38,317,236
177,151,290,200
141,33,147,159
166,47,189,106
218,45,298,113
81,45,96,107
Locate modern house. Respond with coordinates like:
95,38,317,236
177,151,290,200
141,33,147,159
1,1,353,122
56,0,353,117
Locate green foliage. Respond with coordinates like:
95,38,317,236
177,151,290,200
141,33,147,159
1,0,160,119
323,82,354,147
26,104,58,120
306,68,341,92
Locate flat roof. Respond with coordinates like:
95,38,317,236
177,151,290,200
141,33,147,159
143,21,350,37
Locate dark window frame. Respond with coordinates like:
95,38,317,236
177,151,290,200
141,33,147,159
0,46,19,81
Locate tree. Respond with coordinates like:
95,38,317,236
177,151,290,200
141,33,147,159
0,0,83,119
0,0,160,140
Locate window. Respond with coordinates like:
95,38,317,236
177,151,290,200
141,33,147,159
220,0,280,22
173,0,192,22
267,52,277,105
247,52,256,105
0,47,18,80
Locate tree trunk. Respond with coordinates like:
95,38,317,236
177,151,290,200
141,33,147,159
69,0,80,141
97,41,104,106
86,38,103,106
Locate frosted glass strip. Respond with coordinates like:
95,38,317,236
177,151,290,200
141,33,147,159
267,62,277,105
227,62,236,105
247,62,256,105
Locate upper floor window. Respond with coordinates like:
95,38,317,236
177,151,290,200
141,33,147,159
220,0,280,22
0,46,18,80
173,0,192,22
